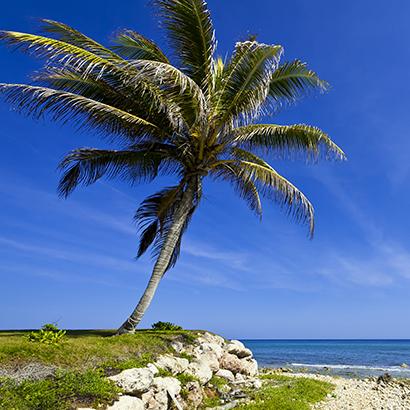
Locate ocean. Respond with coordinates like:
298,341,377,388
241,339,410,378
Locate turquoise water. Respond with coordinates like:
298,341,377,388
242,339,410,378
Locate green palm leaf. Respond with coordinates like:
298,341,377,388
228,148,314,235
268,60,328,107
40,19,121,62
213,41,283,128
211,163,262,216
112,30,170,63
155,0,215,92
231,124,346,160
0,84,159,142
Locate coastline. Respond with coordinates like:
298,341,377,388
263,369,410,409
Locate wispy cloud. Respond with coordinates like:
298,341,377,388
0,236,140,273
182,240,249,270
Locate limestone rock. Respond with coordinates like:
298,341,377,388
107,395,144,410
197,332,225,347
226,341,253,359
219,353,244,375
171,340,184,353
242,358,258,376
143,389,168,410
108,368,154,394
195,342,224,359
146,363,159,375
152,376,182,397
185,360,213,384
215,369,235,382
183,381,203,409
154,355,189,375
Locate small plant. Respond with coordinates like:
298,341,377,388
156,368,173,377
151,321,183,331
27,324,66,345
179,352,193,361
208,375,228,390
176,373,199,385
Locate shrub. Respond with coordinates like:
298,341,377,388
151,321,183,331
27,324,66,345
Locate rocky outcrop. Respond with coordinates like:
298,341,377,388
93,332,260,410
107,368,154,394
154,355,189,375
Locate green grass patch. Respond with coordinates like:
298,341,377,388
0,369,120,410
208,375,227,389
0,329,199,371
176,372,199,385
239,375,334,410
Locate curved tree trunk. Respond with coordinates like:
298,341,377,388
116,181,197,334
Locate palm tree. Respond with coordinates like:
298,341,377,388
0,0,344,334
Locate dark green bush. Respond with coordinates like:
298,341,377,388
151,321,183,331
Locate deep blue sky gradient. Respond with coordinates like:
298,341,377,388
1,1,410,338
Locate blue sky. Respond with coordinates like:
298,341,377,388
1,0,410,338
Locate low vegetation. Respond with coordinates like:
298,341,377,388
151,321,183,331
0,329,198,371
239,374,334,410
0,369,120,410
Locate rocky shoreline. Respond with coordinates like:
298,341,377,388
279,372,410,410
79,332,261,410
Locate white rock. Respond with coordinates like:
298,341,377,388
226,342,252,359
107,395,144,410
243,358,258,377
152,376,182,396
192,348,219,372
108,368,154,394
171,340,184,353
229,340,246,349
235,373,245,382
195,342,224,359
197,332,225,347
146,363,159,375
215,369,235,382
143,390,168,410
185,360,213,384
154,355,189,375
184,381,203,409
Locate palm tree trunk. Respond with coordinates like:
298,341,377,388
116,181,196,334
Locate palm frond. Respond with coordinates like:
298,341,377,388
0,31,116,77
58,147,174,197
112,30,169,63
135,185,182,258
130,59,207,125
268,60,328,108
33,67,178,133
154,0,216,92
0,84,160,142
227,148,314,236
213,41,283,129
231,124,346,161
40,19,121,62
211,163,262,216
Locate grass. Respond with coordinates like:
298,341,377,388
0,329,202,409
0,369,120,410
238,374,334,410
0,329,199,371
